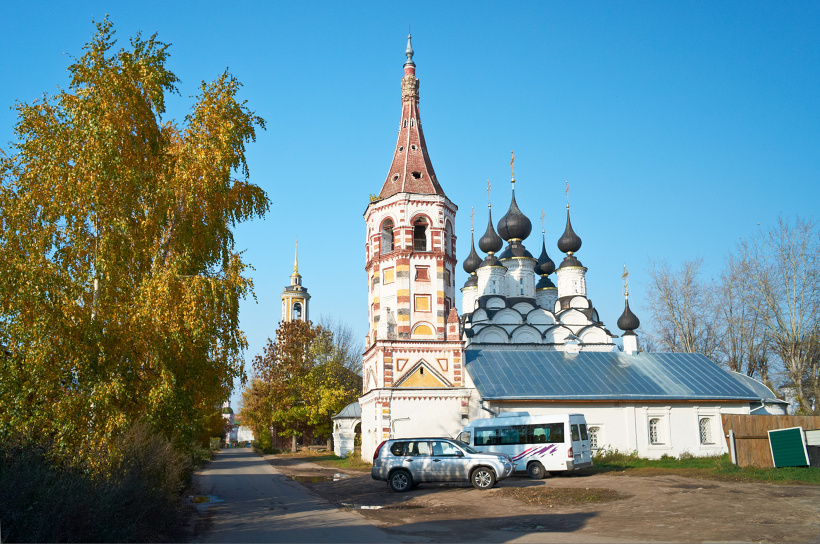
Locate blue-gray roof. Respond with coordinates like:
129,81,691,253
727,371,788,404
465,348,764,402
332,401,361,419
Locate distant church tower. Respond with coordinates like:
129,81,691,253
282,240,310,322
360,35,469,460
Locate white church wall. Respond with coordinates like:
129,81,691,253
471,401,752,459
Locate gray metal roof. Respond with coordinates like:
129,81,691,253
727,371,788,404
332,401,361,419
465,348,763,402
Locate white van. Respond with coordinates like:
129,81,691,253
455,412,592,478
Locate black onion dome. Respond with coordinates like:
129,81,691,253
463,274,478,288
557,209,582,254
617,298,641,332
462,233,482,274
537,235,555,276
478,209,504,254
497,187,532,241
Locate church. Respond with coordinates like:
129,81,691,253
344,35,785,461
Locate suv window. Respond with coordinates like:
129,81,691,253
571,424,581,442
406,440,430,456
431,440,461,457
456,431,471,445
389,442,407,456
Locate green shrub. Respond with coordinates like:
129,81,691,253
209,437,222,451
0,424,189,542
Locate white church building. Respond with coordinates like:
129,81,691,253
347,35,786,462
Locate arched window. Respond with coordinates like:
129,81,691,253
649,418,661,444
444,221,453,255
699,418,712,444
381,219,394,253
292,302,302,321
413,217,428,251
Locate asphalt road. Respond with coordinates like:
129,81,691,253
191,448,399,543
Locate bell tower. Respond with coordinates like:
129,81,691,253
281,240,310,322
359,35,470,460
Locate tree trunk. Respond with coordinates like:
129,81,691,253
291,435,297,453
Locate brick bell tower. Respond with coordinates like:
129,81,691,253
359,34,471,460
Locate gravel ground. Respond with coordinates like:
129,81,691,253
264,453,820,544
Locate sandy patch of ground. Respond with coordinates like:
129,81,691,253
264,454,820,543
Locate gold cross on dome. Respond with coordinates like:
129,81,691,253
565,180,570,208
541,210,545,234
510,151,515,181
622,265,629,296
487,180,491,208
471,207,475,231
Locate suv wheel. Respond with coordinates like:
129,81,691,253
527,461,546,479
389,469,412,492
471,467,496,490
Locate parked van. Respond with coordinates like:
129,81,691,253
455,412,592,478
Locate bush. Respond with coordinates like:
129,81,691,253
209,437,222,451
0,424,190,542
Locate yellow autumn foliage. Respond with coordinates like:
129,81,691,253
0,18,268,459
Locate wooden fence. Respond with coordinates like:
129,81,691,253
721,414,820,468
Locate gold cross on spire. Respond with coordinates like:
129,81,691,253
510,151,515,183
487,180,492,208
471,207,475,231
622,265,629,297
294,238,299,273
541,210,545,234
565,180,570,209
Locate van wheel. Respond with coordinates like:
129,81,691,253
527,461,547,480
389,469,412,492
471,467,496,490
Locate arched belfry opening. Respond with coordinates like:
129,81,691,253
382,218,395,253
413,216,428,251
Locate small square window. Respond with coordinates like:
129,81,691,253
415,266,430,281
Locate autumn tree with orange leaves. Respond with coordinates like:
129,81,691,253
0,19,268,458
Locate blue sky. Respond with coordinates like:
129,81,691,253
3,2,818,406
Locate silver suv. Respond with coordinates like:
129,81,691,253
371,437,514,491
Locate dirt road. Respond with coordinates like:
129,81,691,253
190,448,399,543
265,453,820,544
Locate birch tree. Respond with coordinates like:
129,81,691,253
737,217,820,413
0,19,268,456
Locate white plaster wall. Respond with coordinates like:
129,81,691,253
466,402,752,459
333,418,360,457
556,266,587,298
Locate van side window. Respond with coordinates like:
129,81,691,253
390,442,407,456
571,424,581,442
580,424,588,441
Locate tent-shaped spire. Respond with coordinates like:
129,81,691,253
378,33,445,199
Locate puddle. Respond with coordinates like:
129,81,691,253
341,502,424,511
288,473,351,483
190,495,224,504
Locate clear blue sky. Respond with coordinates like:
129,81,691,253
3,2,818,407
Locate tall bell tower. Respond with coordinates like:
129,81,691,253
281,240,310,322
359,35,471,460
